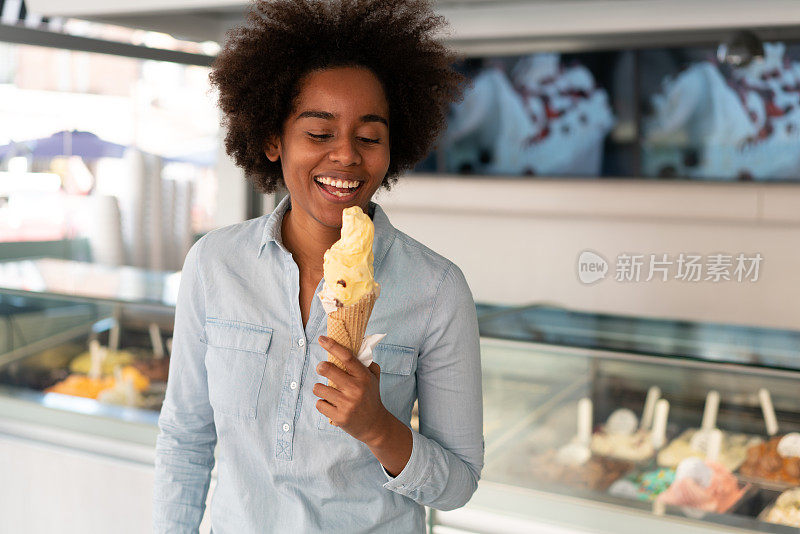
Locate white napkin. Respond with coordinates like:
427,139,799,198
356,333,386,367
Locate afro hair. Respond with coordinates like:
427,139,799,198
209,0,466,193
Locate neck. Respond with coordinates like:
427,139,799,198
280,205,341,275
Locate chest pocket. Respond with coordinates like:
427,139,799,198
316,342,417,434
204,319,273,421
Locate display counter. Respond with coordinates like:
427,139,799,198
447,337,800,533
1,260,799,533
0,259,174,440
439,307,800,533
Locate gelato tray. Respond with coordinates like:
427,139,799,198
758,487,800,529
656,458,749,515
528,450,634,492
658,428,763,472
738,435,800,490
608,467,676,502
0,316,171,414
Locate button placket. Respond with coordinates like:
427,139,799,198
275,333,308,461
275,259,327,460
275,254,308,461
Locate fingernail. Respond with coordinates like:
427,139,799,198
319,335,329,344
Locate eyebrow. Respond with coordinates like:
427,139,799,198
295,110,388,127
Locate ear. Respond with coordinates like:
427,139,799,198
264,136,281,162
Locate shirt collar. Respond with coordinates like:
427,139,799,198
257,195,396,271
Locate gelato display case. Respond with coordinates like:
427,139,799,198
2,264,799,533
0,259,177,441
440,306,800,533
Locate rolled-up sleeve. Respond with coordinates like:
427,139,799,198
153,238,217,532
382,262,484,511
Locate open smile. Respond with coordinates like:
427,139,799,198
313,175,365,202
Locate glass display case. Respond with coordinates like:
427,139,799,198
0,259,177,441
447,306,800,533
2,265,798,532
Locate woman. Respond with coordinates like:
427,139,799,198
153,1,483,532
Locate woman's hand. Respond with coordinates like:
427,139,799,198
313,335,389,446
314,335,413,476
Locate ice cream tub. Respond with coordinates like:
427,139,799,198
528,449,635,492
607,467,676,502
658,429,763,472
656,457,751,517
738,434,800,491
757,487,800,528
658,481,754,521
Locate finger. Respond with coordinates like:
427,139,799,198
368,362,381,380
316,398,338,423
318,336,364,374
313,382,346,405
316,361,356,390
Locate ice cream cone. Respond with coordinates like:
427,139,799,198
316,205,383,426
325,290,377,390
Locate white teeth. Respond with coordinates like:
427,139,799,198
314,176,361,189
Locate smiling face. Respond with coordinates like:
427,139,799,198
265,66,390,229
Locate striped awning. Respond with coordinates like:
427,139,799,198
0,0,63,30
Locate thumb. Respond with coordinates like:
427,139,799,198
368,362,381,380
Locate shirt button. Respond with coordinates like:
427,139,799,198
298,338,306,347
290,381,298,390
282,423,290,432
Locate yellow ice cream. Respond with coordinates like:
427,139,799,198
69,349,135,375
322,206,379,306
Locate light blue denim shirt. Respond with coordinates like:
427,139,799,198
153,194,484,533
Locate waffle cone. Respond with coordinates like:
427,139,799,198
325,291,377,390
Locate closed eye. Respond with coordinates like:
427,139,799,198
306,132,380,144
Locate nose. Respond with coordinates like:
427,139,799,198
328,137,362,166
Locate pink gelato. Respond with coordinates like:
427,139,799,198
656,458,746,513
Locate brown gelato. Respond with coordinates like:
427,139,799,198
739,436,800,485
133,356,171,382
530,450,634,491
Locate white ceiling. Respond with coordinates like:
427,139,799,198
23,0,800,45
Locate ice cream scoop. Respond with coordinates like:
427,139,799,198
320,206,380,308
777,433,800,458
590,400,669,463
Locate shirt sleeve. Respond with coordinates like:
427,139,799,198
153,238,217,532
382,262,484,511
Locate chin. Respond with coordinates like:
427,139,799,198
313,196,368,223
313,205,350,228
